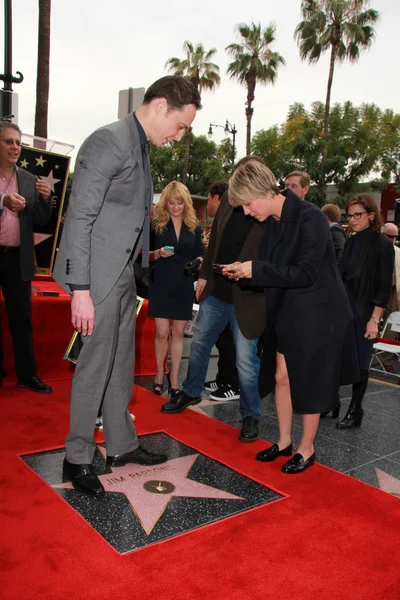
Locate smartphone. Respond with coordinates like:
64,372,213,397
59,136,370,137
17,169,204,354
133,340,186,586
213,263,225,274
164,246,174,252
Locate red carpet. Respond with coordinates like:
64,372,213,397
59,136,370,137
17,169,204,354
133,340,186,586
1,381,400,600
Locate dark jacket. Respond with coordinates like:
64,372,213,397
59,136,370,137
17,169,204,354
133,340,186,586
330,223,346,263
15,168,53,281
252,190,359,413
198,193,266,340
339,230,394,323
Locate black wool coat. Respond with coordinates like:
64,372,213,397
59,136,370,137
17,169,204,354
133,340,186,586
252,190,359,414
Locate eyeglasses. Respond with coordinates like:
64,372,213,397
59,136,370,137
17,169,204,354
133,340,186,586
346,211,367,221
1,138,22,147
385,234,398,240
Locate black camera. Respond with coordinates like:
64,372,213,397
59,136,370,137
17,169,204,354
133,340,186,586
184,257,202,276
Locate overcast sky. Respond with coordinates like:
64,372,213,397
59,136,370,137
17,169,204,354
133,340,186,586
1,0,399,164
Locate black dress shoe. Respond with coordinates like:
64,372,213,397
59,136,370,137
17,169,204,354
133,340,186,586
160,390,201,414
239,416,259,442
18,375,52,394
107,445,168,467
281,452,315,474
63,458,105,496
256,443,293,462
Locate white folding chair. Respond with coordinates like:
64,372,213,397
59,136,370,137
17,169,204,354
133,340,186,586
369,311,400,381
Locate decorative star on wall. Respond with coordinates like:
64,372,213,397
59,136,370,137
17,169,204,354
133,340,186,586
35,155,47,168
20,159,29,168
40,169,61,192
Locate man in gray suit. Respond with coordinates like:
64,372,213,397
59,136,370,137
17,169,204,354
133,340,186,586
0,121,53,393
53,76,201,496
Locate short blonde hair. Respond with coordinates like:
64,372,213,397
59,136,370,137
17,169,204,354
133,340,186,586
153,181,197,233
321,203,341,223
229,161,280,207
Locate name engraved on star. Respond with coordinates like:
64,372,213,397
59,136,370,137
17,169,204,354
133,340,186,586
128,465,173,479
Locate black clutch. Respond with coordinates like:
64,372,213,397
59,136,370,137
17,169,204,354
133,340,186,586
184,257,202,276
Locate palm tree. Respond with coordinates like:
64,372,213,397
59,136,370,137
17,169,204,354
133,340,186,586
34,0,51,140
165,42,220,185
226,22,285,155
295,0,379,204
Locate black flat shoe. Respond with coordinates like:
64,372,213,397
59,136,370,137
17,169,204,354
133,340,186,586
63,458,105,496
160,391,201,414
107,445,168,467
256,443,293,462
281,452,315,474
18,375,52,394
320,402,341,419
239,416,259,442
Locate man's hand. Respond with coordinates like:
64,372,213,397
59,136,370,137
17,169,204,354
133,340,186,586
3,193,26,213
223,261,252,280
71,290,95,336
36,178,51,200
196,277,207,302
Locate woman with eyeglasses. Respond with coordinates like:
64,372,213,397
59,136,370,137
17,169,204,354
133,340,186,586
332,194,394,429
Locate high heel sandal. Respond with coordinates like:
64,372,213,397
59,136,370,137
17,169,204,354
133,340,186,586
152,377,164,396
320,401,341,419
167,372,180,399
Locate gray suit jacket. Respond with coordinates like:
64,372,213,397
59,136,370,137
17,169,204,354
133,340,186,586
0,168,52,281
53,113,152,304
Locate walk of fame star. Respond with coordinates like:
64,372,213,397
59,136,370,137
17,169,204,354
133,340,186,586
53,446,245,534
35,155,47,168
375,468,400,497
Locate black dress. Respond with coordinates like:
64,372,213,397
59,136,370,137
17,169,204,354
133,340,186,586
148,220,204,320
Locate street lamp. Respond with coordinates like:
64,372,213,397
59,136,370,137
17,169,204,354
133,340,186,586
208,119,237,172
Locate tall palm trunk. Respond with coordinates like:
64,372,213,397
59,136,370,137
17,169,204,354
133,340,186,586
319,43,337,206
34,0,51,139
245,76,256,155
182,127,192,185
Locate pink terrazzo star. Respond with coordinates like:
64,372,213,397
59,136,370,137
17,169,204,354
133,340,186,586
375,468,400,497
53,447,244,534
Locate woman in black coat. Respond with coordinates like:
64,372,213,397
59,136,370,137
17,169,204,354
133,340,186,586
224,161,359,474
149,181,203,397
333,194,394,429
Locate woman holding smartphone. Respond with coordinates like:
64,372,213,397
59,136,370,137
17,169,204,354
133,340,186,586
149,181,204,397
223,161,359,474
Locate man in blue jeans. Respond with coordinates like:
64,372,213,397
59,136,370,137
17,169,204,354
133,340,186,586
161,156,266,442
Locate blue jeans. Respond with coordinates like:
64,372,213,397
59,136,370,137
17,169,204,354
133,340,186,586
183,295,261,419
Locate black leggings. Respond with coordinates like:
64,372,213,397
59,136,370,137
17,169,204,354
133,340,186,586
351,368,369,409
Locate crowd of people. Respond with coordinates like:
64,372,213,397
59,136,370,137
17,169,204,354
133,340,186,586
0,75,396,495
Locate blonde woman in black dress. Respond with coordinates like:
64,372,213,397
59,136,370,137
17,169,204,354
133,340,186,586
149,181,203,397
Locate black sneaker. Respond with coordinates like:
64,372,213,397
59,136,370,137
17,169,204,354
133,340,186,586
209,384,240,402
239,416,259,442
204,379,218,393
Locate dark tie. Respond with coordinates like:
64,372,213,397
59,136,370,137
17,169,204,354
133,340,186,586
141,142,151,268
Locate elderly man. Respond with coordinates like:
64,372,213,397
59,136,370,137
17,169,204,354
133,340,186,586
0,121,53,393
382,222,400,312
54,76,201,496
285,171,310,200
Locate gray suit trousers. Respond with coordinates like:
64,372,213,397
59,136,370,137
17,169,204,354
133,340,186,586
65,260,139,463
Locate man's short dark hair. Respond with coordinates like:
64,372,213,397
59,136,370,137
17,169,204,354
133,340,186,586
209,180,228,198
234,155,265,172
0,120,21,137
144,76,202,111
